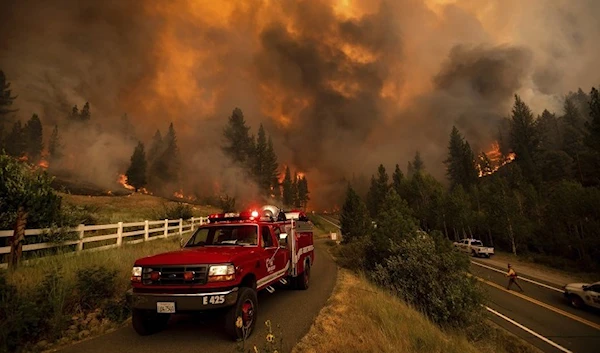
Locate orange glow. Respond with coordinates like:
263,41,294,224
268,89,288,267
173,189,184,199
478,142,516,177
139,187,152,195
117,174,135,190
37,159,49,169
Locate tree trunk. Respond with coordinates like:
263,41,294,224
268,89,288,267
443,213,449,239
467,225,474,238
488,228,493,247
9,207,28,271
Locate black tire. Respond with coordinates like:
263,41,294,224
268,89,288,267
295,261,310,290
471,250,477,257
225,287,258,341
570,294,585,309
132,309,170,336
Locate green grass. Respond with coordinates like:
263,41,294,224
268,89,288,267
60,192,220,224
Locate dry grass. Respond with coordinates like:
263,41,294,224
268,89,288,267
60,192,220,224
293,269,539,353
7,237,180,294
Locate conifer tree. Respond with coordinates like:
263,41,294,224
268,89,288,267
0,70,18,121
126,142,147,191
282,166,294,206
366,164,389,218
5,121,25,157
48,125,62,162
24,114,43,161
340,184,370,243
296,176,309,209
222,108,252,165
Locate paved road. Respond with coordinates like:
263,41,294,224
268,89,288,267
471,259,600,353
58,239,337,353
318,214,600,353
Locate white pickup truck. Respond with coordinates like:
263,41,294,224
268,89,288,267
453,238,494,258
564,281,600,310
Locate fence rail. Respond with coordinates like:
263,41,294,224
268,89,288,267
0,217,208,268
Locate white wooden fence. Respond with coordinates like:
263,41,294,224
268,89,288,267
0,217,208,268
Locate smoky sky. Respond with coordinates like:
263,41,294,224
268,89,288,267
1,0,599,209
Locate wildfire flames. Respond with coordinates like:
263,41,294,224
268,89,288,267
478,142,516,177
37,159,49,169
117,174,135,190
173,189,184,199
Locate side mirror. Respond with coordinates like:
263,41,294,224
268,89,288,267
582,285,589,291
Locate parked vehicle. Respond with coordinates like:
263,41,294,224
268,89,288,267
453,238,494,258
127,204,314,340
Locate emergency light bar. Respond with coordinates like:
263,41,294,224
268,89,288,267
207,205,288,223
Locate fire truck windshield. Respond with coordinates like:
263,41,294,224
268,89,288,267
185,225,259,247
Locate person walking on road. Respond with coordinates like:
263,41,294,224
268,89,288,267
506,264,524,292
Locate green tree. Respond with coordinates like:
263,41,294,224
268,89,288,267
48,124,62,162
0,70,18,121
282,166,294,206
509,95,539,183
561,97,586,182
536,109,561,152
296,176,309,209
126,142,147,191
4,121,25,157
162,122,180,184
264,136,279,198
0,154,62,270
366,164,389,218
252,124,267,189
24,114,43,162
340,184,371,243
222,108,252,165
391,164,404,197
584,88,600,165
444,126,478,189
412,151,425,174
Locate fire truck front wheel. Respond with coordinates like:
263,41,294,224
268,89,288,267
131,309,170,336
225,287,258,341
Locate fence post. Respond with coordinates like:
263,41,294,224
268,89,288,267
144,220,149,241
77,224,85,252
117,222,123,246
164,219,169,238
190,217,195,233
179,218,183,236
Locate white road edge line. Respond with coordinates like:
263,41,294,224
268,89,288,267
472,261,564,293
484,306,573,353
317,215,341,229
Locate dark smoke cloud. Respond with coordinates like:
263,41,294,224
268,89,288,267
1,0,600,210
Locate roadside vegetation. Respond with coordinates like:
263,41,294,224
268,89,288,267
293,269,537,353
1,237,180,353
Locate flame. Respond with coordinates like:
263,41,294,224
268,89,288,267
139,187,152,195
117,174,135,190
478,142,516,177
173,189,184,199
296,172,305,180
37,159,49,169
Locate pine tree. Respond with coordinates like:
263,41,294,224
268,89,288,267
24,114,43,161
253,124,267,190
163,122,180,183
126,142,147,191
5,121,26,157
391,164,404,196
282,166,294,206
296,176,309,209
292,172,299,207
48,125,62,162
340,184,371,243
412,151,424,173
536,109,561,152
462,141,478,187
366,164,389,218
148,129,164,163
69,105,80,122
585,87,600,155
509,95,539,183
264,136,279,198
222,108,252,165
79,102,91,121
0,70,18,121
444,126,467,188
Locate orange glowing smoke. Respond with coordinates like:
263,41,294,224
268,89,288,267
37,159,49,169
478,142,516,177
117,174,135,190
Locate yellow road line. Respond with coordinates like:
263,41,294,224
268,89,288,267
472,274,600,331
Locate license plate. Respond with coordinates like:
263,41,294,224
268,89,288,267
203,295,225,305
157,302,176,313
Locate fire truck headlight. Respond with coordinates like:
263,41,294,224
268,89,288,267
131,266,142,283
208,264,235,282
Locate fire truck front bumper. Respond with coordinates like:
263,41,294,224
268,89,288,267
127,287,238,312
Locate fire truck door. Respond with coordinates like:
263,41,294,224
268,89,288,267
260,226,286,277
273,225,290,268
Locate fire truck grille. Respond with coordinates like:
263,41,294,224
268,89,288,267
142,265,208,285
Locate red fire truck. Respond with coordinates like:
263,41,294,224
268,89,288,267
127,205,315,340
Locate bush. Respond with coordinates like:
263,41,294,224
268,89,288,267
102,295,130,323
370,233,483,328
152,202,193,220
332,238,369,271
76,265,118,310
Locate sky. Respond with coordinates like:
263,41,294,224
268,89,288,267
1,0,599,209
